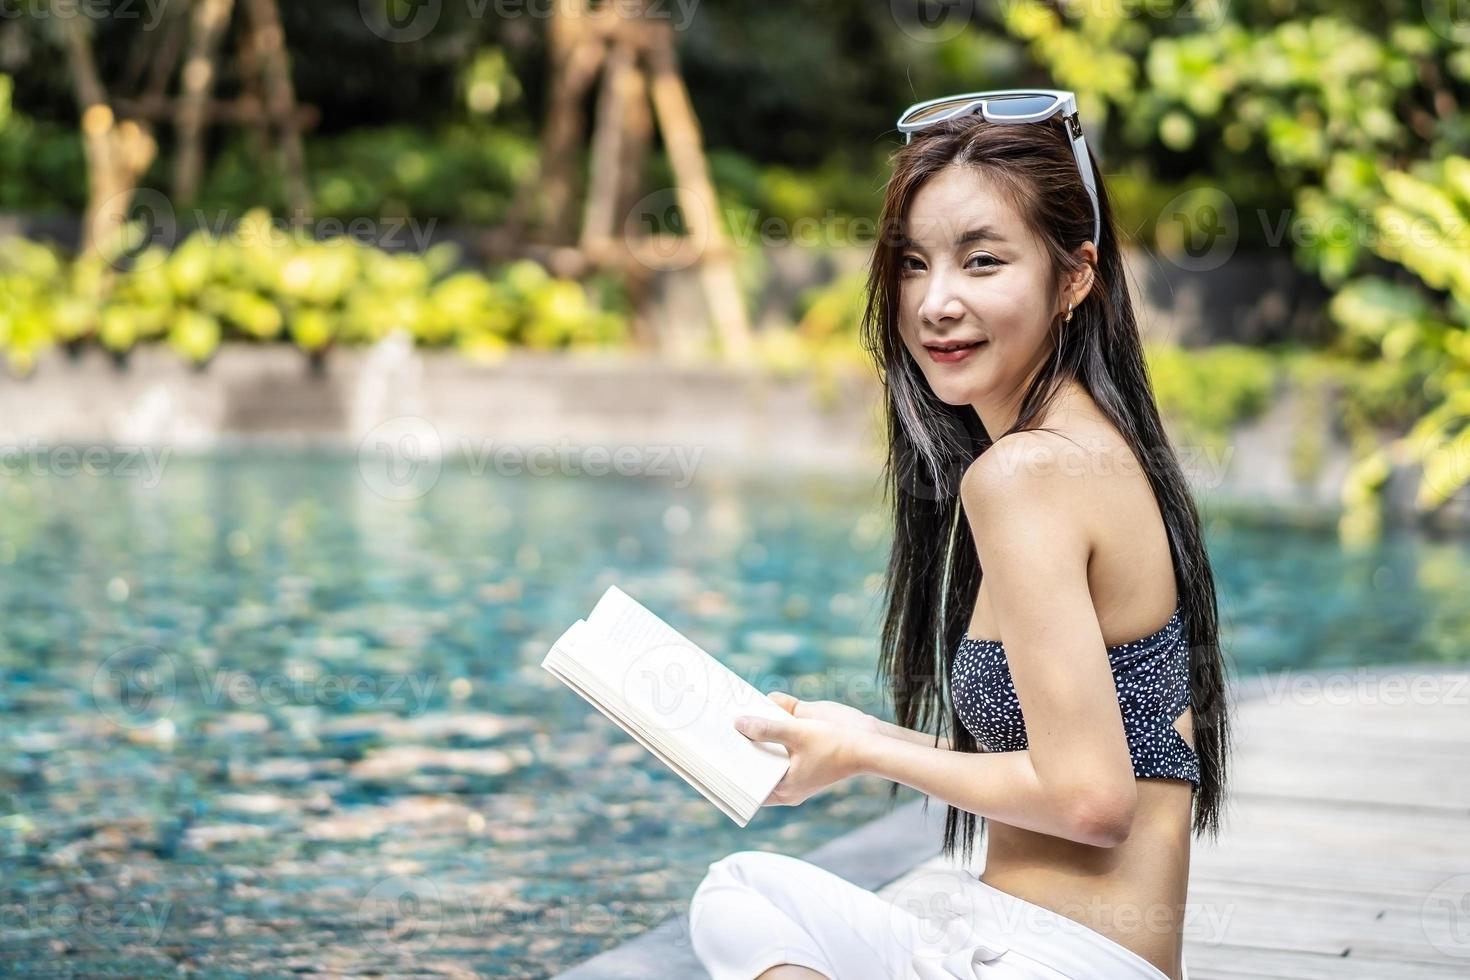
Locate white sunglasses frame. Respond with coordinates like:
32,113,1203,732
896,88,1102,250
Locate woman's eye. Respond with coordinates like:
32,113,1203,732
900,254,998,274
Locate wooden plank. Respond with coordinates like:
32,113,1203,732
1189,866,1464,904
1186,941,1470,979
1181,891,1468,962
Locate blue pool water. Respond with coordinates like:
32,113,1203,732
1,451,1467,976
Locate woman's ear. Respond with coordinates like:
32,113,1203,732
1062,246,1098,312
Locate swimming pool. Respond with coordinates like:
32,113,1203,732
1,451,1466,976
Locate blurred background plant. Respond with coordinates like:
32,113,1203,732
998,0,1470,533
0,209,629,371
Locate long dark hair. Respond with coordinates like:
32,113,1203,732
862,111,1232,865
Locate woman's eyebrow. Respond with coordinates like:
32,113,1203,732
955,225,1004,246
899,225,1005,250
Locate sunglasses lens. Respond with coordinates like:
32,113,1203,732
901,93,1063,132
901,98,979,125
982,94,1060,117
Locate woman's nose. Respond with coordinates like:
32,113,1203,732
918,274,966,326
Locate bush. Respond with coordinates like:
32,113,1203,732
0,209,628,373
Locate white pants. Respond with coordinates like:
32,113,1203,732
688,850,1189,980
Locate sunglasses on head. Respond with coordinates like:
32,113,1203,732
896,89,1102,251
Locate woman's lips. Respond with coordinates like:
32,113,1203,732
925,340,987,363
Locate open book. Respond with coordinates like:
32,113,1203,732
541,585,792,826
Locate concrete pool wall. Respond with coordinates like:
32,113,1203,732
1,338,1465,530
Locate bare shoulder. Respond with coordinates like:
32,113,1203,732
958,429,1113,563
959,430,1090,510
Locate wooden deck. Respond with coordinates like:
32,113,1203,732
879,664,1470,979
557,664,1470,979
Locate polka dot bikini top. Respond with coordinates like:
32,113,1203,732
952,602,1201,788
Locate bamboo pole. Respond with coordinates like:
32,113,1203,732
644,26,752,363
616,41,657,351
512,0,607,248
54,1,158,258
581,38,634,256
174,0,237,205
242,0,311,218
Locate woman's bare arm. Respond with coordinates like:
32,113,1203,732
846,733,1128,845
847,435,1141,847
775,692,955,750
870,717,953,751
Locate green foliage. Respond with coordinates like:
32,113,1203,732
187,123,539,225
795,268,869,343
751,268,872,405
0,210,628,373
1407,395,1470,512
1328,156,1470,519
0,73,86,212
460,46,523,119
169,309,223,365
1372,158,1470,312
1144,343,1278,449
708,149,889,235
999,3,1470,526
3,30,536,222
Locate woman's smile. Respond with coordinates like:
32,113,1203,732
924,338,989,363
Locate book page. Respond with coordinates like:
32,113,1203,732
545,618,753,806
541,640,752,826
579,586,791,787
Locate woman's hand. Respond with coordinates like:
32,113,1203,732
733,691,871,806
767,691,881,735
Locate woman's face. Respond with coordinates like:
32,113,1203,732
895,165,1063,409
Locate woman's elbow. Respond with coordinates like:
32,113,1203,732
1066,787,1137,848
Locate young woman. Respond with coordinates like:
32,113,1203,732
687,91,1232,980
